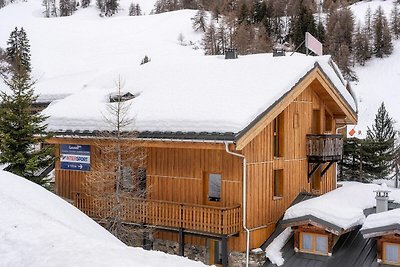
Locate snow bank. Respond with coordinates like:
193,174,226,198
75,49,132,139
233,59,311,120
284,182,400,230
0,170,206,266
265,227,293,266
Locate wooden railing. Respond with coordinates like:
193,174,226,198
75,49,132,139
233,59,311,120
306,134,343,162
74,193,241,235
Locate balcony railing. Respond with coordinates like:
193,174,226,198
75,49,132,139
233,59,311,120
306,134,343,162
73,193,241,236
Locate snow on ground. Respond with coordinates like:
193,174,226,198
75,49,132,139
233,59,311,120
0,170,206,266
283,182,400,230
0,0,203,97
265,227,293,267
349,0,400,137
41,54,355,133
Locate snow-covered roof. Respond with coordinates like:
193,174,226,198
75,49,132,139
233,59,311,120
0,170,206,266
283,182,400,233
42,53,356,136
361,208,400,235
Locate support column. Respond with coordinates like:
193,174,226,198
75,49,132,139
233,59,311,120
178,228,185,256
222,236,228,267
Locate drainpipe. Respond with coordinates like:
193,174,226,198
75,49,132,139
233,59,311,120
224,142,250,267
335,124,347,188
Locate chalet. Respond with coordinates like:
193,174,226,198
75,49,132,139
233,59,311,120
42,53,357,266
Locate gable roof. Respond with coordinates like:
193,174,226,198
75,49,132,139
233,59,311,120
42,53,357,141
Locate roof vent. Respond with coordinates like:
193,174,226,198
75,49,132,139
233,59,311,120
225,48,238,59
374,184,390,213
109,91,136,103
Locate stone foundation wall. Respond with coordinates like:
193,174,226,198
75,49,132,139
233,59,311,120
151,239,266,267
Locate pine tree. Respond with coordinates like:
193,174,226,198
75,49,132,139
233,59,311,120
81,0,90,8
363,102,397,180
291,1,317,53
0,29,53,185
6,28,31,73
373,6,393,58
128,2,136,16
339,138,364,182
391,1,400,39
59,0,72,16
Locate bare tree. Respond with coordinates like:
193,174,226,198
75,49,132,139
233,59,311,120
83,77,148,245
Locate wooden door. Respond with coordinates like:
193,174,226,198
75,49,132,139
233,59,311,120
208,239,222,266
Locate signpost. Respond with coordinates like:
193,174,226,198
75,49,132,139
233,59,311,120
60,144,91,171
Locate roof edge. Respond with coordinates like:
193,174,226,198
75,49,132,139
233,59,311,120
361,223,400,238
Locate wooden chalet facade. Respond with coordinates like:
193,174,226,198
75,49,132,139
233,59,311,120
46,57,357,266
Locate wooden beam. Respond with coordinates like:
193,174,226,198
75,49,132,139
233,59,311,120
46,137,229,150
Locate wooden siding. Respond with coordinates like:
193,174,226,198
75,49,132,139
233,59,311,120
241,85,338,249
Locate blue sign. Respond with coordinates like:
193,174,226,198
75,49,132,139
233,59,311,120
60,144,91,171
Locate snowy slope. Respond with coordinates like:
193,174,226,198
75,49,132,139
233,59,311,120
0,170,206,266
0,0,203,98
349,0,400,137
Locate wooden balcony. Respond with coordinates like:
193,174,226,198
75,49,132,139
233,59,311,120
73,193,241,236
306,134,343,163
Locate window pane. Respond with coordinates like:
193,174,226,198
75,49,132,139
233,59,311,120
316,235,328,253
302,233,313,251
208,174,221,201
122,167,133,190
385,244,399,263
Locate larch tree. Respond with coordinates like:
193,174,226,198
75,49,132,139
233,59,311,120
192,9,207,32
353,22,371,66
84,77,147,244
0,28,53,185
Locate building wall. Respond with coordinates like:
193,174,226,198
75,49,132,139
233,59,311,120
241,85,338,249
52,84,342,253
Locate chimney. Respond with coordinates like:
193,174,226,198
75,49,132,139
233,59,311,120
225,48,237,59
374,184,390,213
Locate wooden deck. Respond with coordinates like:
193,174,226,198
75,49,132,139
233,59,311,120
306,134,343,162
73,193,241,236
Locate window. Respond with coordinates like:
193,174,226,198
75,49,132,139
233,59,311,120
273,169,283,198
208,173,221,202
122,167,133,191
299,232,329,255
273,113,284,157
383,242,400,265
136,168,147,197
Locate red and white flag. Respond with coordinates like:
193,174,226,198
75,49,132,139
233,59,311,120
305,32,323,56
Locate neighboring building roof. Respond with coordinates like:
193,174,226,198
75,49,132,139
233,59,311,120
361,206,400,238
42,53,357,140
282,183,400,232
263,183,400,266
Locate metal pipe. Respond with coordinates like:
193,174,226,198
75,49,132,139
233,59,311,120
335,124,348,188
224,142,250,267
